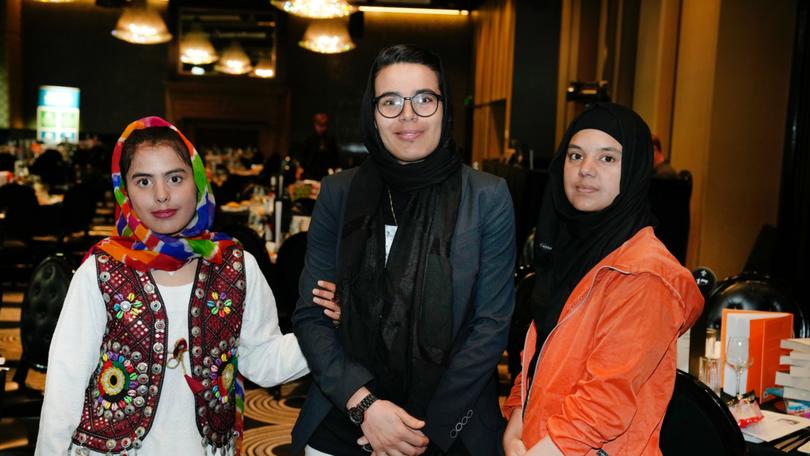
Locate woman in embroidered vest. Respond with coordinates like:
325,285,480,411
501,103,704,456
36,117,309,455
291,44,516,456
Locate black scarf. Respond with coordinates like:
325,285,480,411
531,103,657,350
338,52,463,418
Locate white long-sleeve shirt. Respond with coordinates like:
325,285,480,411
35,251,309,455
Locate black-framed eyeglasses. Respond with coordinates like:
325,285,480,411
373,91,443,119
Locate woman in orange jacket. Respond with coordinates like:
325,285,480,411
502,103,703,455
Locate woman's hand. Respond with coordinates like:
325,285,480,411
356,400,429,456
313,280,340,323
504,407,526,456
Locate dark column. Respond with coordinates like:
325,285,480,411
776,0,810,292
509,0,562,165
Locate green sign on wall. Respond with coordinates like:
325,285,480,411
37,85,80,144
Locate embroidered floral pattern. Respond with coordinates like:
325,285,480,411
210,347,237,404
113,292,143,320
206,291,232,318
95,350,137,411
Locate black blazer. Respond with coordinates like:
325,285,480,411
292,165,516,454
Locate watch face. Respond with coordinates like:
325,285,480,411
349,407,363,425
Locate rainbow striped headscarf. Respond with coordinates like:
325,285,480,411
95,116,236,271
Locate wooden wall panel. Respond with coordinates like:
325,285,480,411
472,0,515,164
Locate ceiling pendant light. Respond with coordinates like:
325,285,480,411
180,23,218,65
252,52,277,78
111,3,172,45
215,41,253,75
271,0,352,19
299,19,356,54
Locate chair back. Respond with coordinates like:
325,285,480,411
0,183,39,242
705,272,807,337
14,254,74,385
60,182,97,236
520,228,535,267
272,232,308,333
508,271,535,381
692,267,718,300
0,152,15,172
660,370,747,455
292,197,317,217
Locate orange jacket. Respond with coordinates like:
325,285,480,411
503,227,703,455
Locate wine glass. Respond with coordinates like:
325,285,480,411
726,336,754,399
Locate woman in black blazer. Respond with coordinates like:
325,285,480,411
292,44,516,456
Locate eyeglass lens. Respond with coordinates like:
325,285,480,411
376,93,440,118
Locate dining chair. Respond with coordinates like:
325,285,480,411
704,272,807,338
660,369,747,455
0,254,74,452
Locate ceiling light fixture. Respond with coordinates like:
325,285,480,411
357,6,470,16
180,23,218,65
111,3,172,45
214,41,253,75
271,0,352,19
299,19,356,54
252,52,277,78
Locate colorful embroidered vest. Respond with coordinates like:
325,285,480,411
71,246,246,454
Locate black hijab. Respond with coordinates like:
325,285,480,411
531,103,657,349
358,46,461,192
338,45,462,418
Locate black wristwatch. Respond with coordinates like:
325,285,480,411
348,392,378,426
